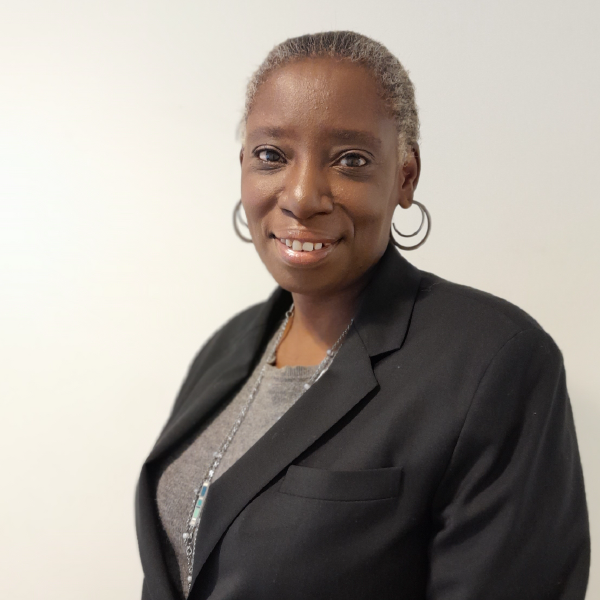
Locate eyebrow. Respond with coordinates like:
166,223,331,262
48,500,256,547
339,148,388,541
326,128,382,150
247,126,383,150
247,126,288,141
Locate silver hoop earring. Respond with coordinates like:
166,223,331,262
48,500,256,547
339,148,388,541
390,200,431,250
233,200,253,243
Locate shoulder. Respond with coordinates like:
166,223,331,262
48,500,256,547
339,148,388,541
406,272,569,466
411,269,562,364
187,300,268,374
166,299,271,417
417,270,544,334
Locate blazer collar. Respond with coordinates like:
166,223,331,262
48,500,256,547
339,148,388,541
353,243,422,358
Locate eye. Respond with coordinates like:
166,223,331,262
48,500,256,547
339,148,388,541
257,148,284,163
339,153,368,168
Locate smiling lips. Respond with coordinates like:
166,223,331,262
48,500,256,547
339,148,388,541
272,234,338,265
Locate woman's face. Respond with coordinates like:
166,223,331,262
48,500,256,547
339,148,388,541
241,57,419,297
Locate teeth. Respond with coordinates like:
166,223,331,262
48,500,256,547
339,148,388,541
281,238,331,252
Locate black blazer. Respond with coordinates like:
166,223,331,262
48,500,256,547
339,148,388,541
136,244,590,600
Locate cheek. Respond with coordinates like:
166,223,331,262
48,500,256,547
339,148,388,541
334,182,395,240
241,172,280,221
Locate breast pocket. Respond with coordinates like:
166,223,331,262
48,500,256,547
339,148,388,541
278,465,403,501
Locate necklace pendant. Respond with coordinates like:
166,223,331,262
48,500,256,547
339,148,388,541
189,480,210,528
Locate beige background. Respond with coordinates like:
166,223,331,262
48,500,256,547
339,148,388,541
1,1,598,598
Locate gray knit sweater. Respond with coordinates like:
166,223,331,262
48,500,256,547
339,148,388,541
154,329,318,596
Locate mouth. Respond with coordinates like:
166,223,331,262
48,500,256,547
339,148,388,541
270,233,340,265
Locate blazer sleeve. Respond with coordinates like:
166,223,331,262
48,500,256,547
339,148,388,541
427,328,590,600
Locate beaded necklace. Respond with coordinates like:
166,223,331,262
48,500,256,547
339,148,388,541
182,304,353,593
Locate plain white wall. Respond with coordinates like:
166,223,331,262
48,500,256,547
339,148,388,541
1,1,598,598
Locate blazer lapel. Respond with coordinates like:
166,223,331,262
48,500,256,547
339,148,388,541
137,288,291,600
136,354,265,600
190,324,378,584
148,362,256,463
189,244,423,589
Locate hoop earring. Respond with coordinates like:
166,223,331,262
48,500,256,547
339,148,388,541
390,200,431,250
233,200,253,243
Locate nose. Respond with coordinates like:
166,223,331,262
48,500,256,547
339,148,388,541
279,158,333,220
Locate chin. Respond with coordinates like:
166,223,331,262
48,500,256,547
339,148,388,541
263,257,369,299
265,262,339,296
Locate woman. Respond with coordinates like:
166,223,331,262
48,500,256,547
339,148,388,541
136,32,590,600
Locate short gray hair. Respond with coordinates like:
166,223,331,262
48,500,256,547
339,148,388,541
242,31,420,162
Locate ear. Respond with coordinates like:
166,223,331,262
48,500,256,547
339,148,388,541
397,143,421,209
239,147,245,166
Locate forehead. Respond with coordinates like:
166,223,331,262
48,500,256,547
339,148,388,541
246,58,396,146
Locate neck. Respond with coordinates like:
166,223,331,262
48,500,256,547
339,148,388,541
275,275,371,368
